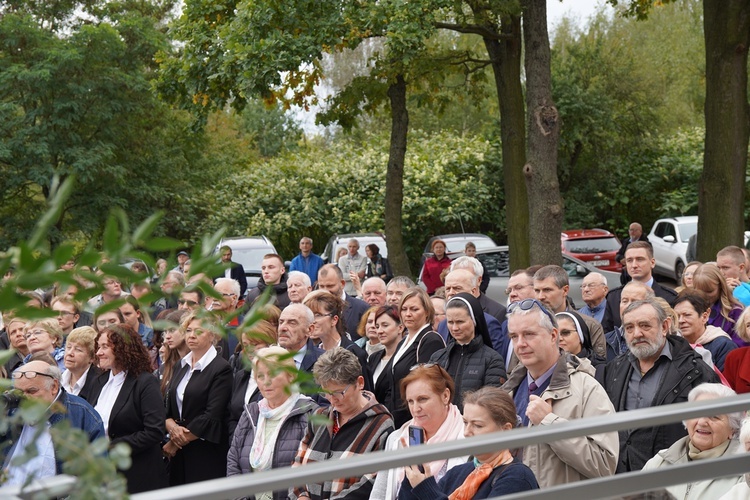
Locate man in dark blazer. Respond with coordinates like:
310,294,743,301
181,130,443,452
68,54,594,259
615,222,650,285
602,241,677,333
215,245,248,299
316,264,369,340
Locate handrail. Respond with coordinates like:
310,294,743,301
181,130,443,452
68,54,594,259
129,393,750,500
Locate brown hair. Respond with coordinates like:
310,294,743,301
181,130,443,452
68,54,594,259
462,386,518,427
304,290,345,337
357,306,380,338
97,324,152,376
626,241,654,259
399,364,454,404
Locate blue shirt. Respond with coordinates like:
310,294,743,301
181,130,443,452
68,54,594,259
580,299,606,323
289,252,324,285
733,282,750,307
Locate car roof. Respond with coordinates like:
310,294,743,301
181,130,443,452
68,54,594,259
328,232,385,242
218,236,275,250
429,233,495,243
654,216,698,223
561,229,616,240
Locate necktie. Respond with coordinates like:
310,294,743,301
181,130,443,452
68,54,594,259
529,381,538,393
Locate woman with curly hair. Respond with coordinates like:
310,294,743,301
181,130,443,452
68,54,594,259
91,324,167,493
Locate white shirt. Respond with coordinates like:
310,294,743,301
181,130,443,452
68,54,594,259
5,423,56,486
244,376,259,404
94,370,127,434
391,324,430,370
176,345,217,418
61,365,91,396
292,344,308,369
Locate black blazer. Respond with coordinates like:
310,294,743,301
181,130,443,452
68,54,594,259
344,294,370,341
227,366,261,437
601,280,678,333
90,371,167,493
76,365,103,405
214,262,248,299
165,353,233,485
340,335,374,392
367,350,393,407
388,326,446,427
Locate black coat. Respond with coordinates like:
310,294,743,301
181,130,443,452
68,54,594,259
76,365,103,405
227,366,262,437
479,293,507,325
388,326,446,427
90,371,168,493
598,335,719,473
165,353,233,485
601,281,678,333
340,335,374,392
367,349,393,407
344,294,370,341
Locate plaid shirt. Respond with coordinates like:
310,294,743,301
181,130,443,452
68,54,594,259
290,392,394,500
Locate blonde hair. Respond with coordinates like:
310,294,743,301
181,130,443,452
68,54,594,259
24,318,64,348
693,264,741,325
67,326,98,358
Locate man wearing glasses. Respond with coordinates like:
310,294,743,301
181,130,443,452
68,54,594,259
579,272,609,323
2,361,105,486
502,299,618,488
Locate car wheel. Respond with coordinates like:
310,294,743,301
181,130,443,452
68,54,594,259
675,260,685,283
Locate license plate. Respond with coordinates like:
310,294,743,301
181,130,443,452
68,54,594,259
591,260,610,267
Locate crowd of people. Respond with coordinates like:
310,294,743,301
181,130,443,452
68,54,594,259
1,233,750,499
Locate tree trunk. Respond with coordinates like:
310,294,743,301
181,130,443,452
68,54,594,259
483,14,529,271
384,75,412,278
697,0,750,261
522,0,563,266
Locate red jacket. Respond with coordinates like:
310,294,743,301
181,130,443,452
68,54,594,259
722,347,750,394
422,255,451,294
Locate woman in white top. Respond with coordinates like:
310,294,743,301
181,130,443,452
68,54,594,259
370,364,466,500
61,326,100,403
90,324,167,493
367,305,404,406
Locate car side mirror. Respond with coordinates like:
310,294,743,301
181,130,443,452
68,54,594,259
576,265,587,276
663,235,676,243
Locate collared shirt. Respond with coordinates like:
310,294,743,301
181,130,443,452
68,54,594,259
5,422,56,486
292,343,309,369
580,299,606,323
95,370,127,433
338,253,367,295
176,345,217,418
625,340,672,411
61,365,91,396
391,324,430,370
514,362,557,427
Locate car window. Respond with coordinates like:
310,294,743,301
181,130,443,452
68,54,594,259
663,223,676,239
476,250,510,277
677,222,697,243
654,222,667,238
232,248,273,272
563,238,620,253
562,256,587,277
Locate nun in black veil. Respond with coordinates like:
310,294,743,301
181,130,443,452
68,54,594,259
555,310,607,367
429,293,507,410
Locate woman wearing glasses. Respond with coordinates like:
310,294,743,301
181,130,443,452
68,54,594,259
429,294,506,408
163,312,232,485
22,318,65,371
90,324,167,493
371,364,467,500
227,346,317,499
554,311,606,367
290,348,394,500
61,326,101,403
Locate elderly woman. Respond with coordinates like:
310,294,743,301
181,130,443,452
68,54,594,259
164,312,233,485
719,417,750,499
228,319,278,436
290,347,394,500
358,306,384,356
673,289,736,371
400,387,539,500
227,346,317,499
422,240,451,296
555,311,607,367
23,318,65,370
723,307,750,394
430,293,506,407
3,317,28,374
371,364,467,500
61,326,101,403
643,383,744,499
693,264,746,346
91,324,167,493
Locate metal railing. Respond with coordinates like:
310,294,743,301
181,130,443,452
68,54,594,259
2,394,749,499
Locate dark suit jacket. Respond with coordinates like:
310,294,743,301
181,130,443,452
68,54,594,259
90,371,167,493
340,335,374,392
165,353,233,485
479,293,507,324
215,262,248,299
344,294,369,340
227,366,261,437
77,365,103,405
601,280,678,333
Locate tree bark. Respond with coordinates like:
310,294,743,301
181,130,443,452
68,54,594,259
697,0,750,261
485,14,529,271
522,0,563,266
384,75,412,277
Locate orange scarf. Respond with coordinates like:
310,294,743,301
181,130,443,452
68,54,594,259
448,449,513,500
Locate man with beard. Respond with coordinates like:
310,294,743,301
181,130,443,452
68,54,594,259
598,298,718,473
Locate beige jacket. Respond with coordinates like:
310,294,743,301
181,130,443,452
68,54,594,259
503,353,618,488
644,436,742,500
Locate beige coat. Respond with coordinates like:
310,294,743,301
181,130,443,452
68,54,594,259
503,353,618,488
644,436,742,500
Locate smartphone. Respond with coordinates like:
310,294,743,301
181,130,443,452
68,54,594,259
408,426,426,473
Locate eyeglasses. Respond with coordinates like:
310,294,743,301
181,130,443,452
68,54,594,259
220,292,236,298
320,384,352,400
56,311,75,317
12,371,53,380
581,283,604,290
507,298,556,325
23,330,49,340
313,313,335,321
504,283,532,295
178,299,198,307
409,362,437,371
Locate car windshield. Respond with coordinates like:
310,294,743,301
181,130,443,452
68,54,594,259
563,238,620,254
231,248,271,272
678,222,697,243
444,237,495,253
476,250,510,277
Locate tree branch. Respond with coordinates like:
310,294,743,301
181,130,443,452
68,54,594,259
433,22,512,40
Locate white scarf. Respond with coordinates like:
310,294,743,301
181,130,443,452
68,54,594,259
249,393,301,471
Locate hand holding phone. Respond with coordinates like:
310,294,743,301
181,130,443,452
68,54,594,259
408,426,426,473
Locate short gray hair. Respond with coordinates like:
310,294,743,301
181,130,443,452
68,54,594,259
622,298,666,325
585,272,608,286
533,265,569,288
451,256,483,279
313,347,362,387
284,303,315,327
739,416,750,446
215,277,241,297
508,301,557,331
388,276,415,289
165,270,185,286
287,271,311,287
622,280,655,299
362,277,386,292
687,383,742,433
300,236,313,245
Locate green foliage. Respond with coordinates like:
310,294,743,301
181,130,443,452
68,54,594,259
239,100,303,157
198,130,503,272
